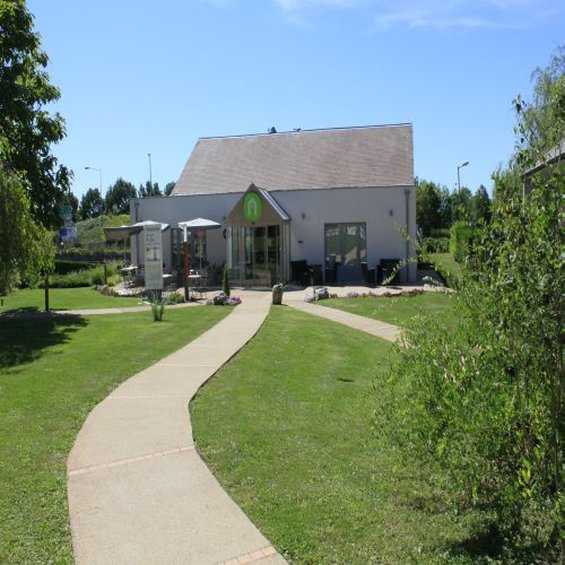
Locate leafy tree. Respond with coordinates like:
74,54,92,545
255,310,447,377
105,178,137,214
164,181,176,196
0,168,55,295
0,0,70,228
67,192,79,222
139,181,162,198
416,179,442,236
449,186,472,222
79,188,105,219
471,184,491,224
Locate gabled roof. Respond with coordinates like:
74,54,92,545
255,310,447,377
173,123,414,196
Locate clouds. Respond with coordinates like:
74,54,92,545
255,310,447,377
270,0,559,30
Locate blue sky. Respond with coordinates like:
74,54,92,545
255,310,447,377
29,0,564,198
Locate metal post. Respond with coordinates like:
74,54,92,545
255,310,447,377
44,274,50,312
183,226,190,301
457,167,461,193
147,153,152,190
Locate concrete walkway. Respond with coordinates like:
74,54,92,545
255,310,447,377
285,295,402,343
67,292,287,565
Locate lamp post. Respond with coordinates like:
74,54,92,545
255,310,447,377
147,153,152,190
457,161,470,193
84,166,102,193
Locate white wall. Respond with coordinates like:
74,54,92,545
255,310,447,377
132,185,417,282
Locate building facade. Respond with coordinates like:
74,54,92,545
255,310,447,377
131,123,417,286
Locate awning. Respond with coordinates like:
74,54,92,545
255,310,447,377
104,221,170,242
177,218,221,231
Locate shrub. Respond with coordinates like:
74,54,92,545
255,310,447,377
449,221,475,263
54,260,92,275
42,262,120,288
222,264,230,297
378,162,562,560
419,237,449,254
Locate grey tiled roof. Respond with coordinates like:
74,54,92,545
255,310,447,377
173,124,414,195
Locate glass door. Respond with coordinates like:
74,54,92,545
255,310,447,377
325,223,367,283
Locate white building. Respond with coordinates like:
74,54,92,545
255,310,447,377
131,123,417,286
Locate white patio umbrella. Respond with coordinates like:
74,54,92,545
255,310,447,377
177,218,222,299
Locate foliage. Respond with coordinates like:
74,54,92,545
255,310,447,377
104,178,137,214
428,252,462,289
138,181,161,198
0,0,70,228
75,213,130,246
471,184,491,224
450,186,473,223
54,260,92,275
222,264,230,297
0,169,55,295
419,236,449,254
164,181,176,196
42,262,119,288
416,179,443,236
66,192,79,222
378,49,564,561
449,221,476,263
79,188,105,219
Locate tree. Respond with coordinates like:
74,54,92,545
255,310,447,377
164,181,176,196
79,188,105,219
416,179,443,236
105,178,137,214
449,186,472,223
67,192,79,222
139,181,162,198
471,185,491,224
0,0,70,229
0,168,55,295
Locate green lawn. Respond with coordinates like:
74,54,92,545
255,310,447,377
191,307,490,564
0,287,142,312
323,291,458,329
0,306,230,564
429,252,463,288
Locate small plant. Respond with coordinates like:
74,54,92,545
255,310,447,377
222,264,230,297
144,292,166,321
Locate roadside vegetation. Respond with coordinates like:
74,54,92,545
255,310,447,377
0,307,230,563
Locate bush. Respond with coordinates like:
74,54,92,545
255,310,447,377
42,262,120,288
222,264,230,297
449,221,476,263
54,260,92,275
419,236,449,254
378,164,562,560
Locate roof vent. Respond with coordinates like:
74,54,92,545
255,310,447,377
268,126,277,134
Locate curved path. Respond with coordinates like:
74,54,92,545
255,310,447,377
284,294,402,343
67,292,286,565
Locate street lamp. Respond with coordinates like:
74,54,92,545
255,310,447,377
84,166,102,193
147,153,152,189
457,161,470,193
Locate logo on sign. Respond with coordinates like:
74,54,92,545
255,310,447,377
243,192,262,223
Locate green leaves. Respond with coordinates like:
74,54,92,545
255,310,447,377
0,0,70,229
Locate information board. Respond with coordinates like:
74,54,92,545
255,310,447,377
144,224,163,290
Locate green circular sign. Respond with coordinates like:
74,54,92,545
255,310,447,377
243,192,262,223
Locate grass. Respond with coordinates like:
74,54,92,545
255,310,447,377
191,306,490,564
0,287,141,312
428,252,463,288
322,291,458,329
0,306,230,563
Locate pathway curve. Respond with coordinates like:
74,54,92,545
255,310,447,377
285,297,402,343
67,292,286,565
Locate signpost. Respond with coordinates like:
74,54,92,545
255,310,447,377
144,224,163,293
